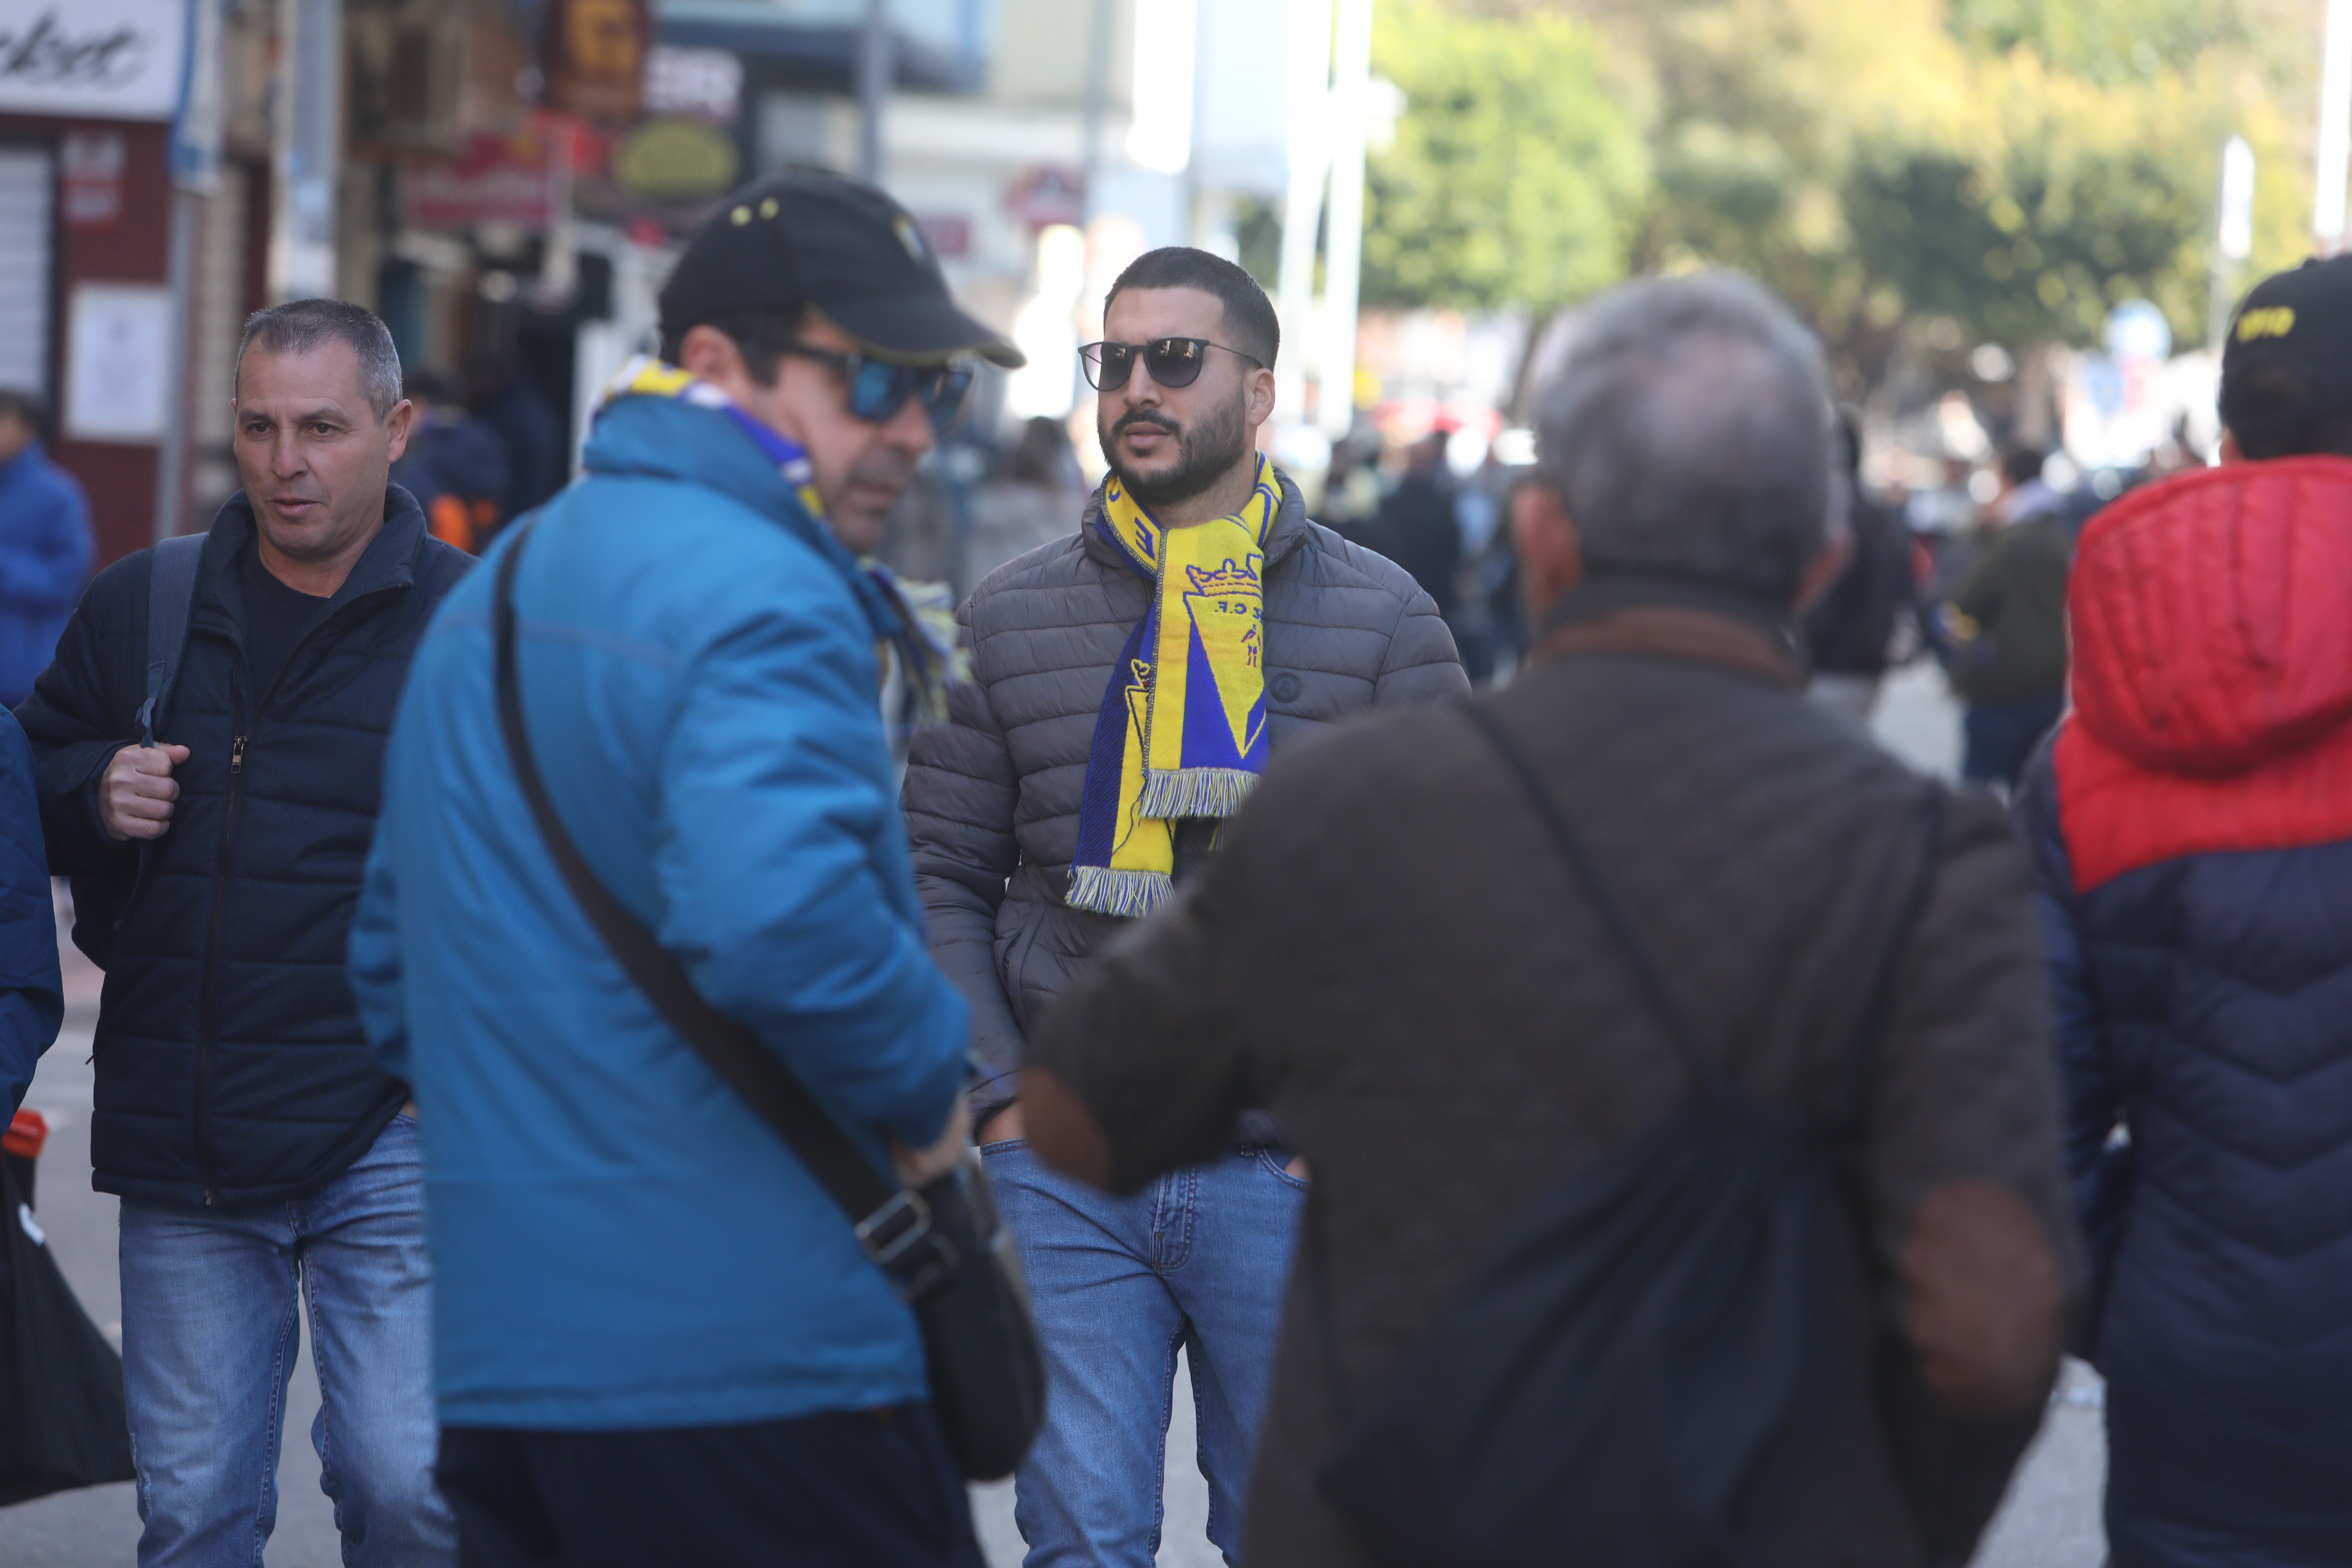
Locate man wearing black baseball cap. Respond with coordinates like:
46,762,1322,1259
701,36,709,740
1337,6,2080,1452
2017,249,2352,1568
351,169,1020,1565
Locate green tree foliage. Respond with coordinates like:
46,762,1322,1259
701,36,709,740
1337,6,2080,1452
1359,1,1650,314
1363,0,2312,364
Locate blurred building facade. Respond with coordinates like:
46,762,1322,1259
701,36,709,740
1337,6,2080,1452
0,0,1368,569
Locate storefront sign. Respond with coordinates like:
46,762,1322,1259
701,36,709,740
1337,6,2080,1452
64,282,170,443
642,44,739,123
404,131,556,230
60,129,124,226
544,0,648,122
1005,164,1084,232
613,116,737,202
0,0,188,121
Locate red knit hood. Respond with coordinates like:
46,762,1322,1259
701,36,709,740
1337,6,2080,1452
2069,456,2352,777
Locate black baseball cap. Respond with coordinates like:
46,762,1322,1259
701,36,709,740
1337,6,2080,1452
2220,255,2352,438
659,168,1023,369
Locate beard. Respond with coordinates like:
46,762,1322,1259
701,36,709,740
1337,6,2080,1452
1101,390,1252,508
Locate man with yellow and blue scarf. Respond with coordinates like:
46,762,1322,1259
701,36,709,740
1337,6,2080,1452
903,248,1467,1566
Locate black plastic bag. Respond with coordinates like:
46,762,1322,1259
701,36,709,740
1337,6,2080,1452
0,1152,136,1505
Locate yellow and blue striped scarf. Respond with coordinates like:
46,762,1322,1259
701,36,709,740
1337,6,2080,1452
1068,454,1279,917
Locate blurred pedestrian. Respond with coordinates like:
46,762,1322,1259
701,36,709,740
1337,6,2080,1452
1942,445,2071,789
16,299,467,1566
0,708,60,1116
463,354,567,521
350,169,1023,1568
900,247,1465,1567
963,415,1081,588
2018,253,2352,1568
391,366,512,553
1024,272,2073,1568
1373,430,1464,620
0,388,94,708
1805,410,1924,724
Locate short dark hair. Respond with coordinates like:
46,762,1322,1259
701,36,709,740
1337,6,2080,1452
237,299,404,420
675,310,810,388
2000,446,2048,488
2219,359,2352,460
0,387,45,430
1104,248,1279,370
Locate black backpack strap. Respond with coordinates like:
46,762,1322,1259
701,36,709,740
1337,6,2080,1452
1456,700,1712,1085
491,517,952,1295
138,534,205,744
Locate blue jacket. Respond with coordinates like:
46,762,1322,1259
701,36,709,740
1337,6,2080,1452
0,440,94,707
0,710,62,1114
349,390,969,1431
2021,460,2352,1568
16,489,470,1203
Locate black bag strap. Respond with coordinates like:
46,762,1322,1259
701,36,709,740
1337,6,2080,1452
491,517,947,1288
138,533,205,744
1455,700,1713,1086
1455,699,1946,1116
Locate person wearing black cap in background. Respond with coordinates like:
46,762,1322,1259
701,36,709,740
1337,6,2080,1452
348,168,1022,1567
2017,253,2352,1568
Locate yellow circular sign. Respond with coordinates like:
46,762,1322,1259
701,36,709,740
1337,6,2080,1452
616,118,741,201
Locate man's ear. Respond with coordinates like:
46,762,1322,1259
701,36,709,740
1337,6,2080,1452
1246,365,1277,433
383,397,415,466
2218,427,2245,465
678,324,749,392
1793,528,1853,615
1511,481,1582,620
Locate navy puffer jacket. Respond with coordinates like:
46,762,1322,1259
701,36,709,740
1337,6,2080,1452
2019,458,2352,1568
17,489,469,1206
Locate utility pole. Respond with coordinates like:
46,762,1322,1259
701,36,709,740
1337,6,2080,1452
2318,0,2352,250
2210,134,2255,351
268,0,341,300
1276,0,1332,428
858,0,893,185
1316,0,1372,439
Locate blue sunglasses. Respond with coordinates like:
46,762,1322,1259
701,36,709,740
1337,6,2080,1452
773,341,974,430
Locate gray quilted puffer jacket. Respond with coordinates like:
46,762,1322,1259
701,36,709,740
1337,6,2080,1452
903,472,1469,1124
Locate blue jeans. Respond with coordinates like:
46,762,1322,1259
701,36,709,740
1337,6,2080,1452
985,1141,1305,1568
1962,692,2065,790
118,1113,455,1568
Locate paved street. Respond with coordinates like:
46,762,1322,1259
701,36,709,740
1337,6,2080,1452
0,661,2102,1567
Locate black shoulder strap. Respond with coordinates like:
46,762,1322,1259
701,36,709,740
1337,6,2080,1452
1455,700,1712,1085
1455,699,1945,1111
491,518,938,1278
138,534,205,744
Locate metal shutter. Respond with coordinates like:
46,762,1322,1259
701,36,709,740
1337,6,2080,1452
0,148,55,395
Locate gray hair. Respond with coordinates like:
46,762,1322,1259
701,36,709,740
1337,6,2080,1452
234,299,405,421
1534,271,1838,604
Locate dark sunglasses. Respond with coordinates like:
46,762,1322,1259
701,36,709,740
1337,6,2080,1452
1080,337,1263,392
773,341,974,430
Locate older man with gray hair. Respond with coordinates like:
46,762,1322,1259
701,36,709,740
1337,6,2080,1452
1017,271,2076,1567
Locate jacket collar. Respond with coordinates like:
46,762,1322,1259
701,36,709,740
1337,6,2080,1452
1079,465,1314,575
1536,572,1804,690
189,484,431,640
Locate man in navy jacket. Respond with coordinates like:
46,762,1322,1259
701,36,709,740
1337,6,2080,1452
2021,256,2352,1567
18,300,468,1567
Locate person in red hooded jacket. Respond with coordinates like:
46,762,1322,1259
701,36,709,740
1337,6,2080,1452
2018,256,2352,1568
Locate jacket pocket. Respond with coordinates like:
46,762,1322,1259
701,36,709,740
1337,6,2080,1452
995,913,1043,1032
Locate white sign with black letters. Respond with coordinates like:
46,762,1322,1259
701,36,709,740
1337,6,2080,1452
0,0,188,122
